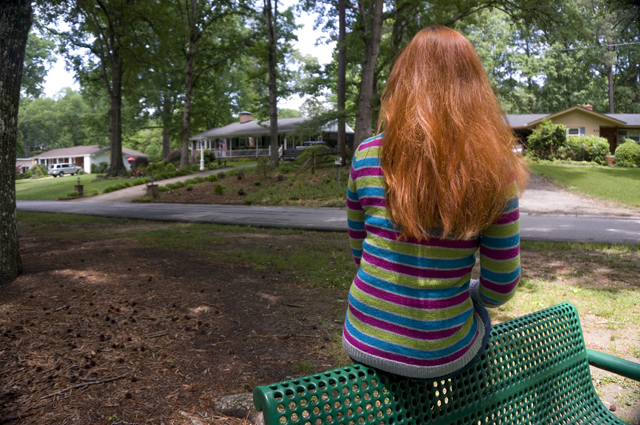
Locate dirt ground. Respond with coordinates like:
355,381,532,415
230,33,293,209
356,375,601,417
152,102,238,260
1,224,350,425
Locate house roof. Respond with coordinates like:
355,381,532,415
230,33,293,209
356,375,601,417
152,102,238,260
33,145,148,159
506,114,549,128
527,106,626,126
606,114,640,126
190,117,355,141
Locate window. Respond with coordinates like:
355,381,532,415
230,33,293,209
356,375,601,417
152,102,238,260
567,128,580,137
619,129,640,142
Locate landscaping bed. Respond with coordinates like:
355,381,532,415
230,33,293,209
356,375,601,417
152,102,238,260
2,213,640,424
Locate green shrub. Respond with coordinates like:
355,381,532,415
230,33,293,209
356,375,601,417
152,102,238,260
214,184,225,195
196,149,216,164
218,172,226,179
614,141,640,167
66,191,80,197
207,174,218,182
123,181,131,188
88,189,100,196
94,161,109,174
158,186,171,192
527,119,567,160
166,150,182,163
619,137,635,145
254,181,261,186
103,185,119,193
256,157,274,178
194,176,206,183
29,164,48,177
186,184,194,191
561,136,610,164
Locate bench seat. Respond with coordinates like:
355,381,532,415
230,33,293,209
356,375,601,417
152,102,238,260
254,302,640,425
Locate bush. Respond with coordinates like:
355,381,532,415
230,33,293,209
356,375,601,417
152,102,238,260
165,149,182,163
158,185,171,192
207,174,218,182
29,164,48,177
256,157,275,178
254,181,261,186
88,189,100,196
619,137,635,145
214,184,225,195
561,136,610,164
186,184,194,191
144,143,162,162
614,141,640,167
103,185,119,193
93,161,109,174
196,149,216,164
527,119,567,160
218,172,226,179
66,191,80,197
132,157,149,169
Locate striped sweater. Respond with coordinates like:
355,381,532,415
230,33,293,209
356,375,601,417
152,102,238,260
343,134,521,379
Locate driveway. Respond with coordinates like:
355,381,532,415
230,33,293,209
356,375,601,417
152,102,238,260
76,164,255,203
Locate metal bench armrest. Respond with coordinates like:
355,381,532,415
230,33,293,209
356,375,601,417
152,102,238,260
587,349,640,381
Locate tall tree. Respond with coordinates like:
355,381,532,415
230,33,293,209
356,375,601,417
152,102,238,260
176,0,246,169
264,0,279,167
51,0,141,176
337,0,347,160
21,30,55,99
0,0,31,285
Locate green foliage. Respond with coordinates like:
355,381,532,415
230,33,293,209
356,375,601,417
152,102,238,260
619,138,635,145
207,174,218,182
186,184,194,191
66,191,80,198
256,157,274,178
214,184,225,195
254,181,261,186
614,142,640,167
158,185,171,192
165,150,182,163
527,119,567,160
560,136,610,165
21,31,56,98
93,162,109,174
144,143,162,162
196,149,216,164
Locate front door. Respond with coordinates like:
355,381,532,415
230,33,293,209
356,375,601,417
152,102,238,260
600,127,618,153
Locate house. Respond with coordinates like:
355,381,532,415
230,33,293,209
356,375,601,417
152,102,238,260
15,158,33,174
507,105,640,153
189,112,355,159
31,145,149,173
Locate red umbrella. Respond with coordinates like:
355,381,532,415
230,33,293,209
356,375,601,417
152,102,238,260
127,157,136,162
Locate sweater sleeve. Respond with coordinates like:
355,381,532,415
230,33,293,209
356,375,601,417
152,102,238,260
346,162,366,265
471,191,521,308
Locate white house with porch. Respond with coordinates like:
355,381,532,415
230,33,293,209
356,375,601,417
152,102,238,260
189,112,355,160
31,145,149,173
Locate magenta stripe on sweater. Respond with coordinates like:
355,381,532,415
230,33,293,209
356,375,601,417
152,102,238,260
364,224,479,249
346,199,363,210
349,305,464,340
360,197,385,207
495,209,519,225
480,245,519,260
351,167,384,179
360,138,382,149
349,230,366,239
362,252,473,279
343,326,478,366
354,275,469,310
480,275,520,294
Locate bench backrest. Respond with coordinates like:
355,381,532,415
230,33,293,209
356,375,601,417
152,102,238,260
254,302,627,425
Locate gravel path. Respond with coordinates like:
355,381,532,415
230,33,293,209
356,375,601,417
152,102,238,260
520,173,640,218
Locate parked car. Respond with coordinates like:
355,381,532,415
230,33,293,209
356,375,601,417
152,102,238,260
49,163,83,177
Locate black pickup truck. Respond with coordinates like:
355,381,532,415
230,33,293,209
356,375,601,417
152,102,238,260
282,141,334,161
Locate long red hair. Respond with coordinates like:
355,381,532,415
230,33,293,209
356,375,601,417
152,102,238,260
379,26,528,240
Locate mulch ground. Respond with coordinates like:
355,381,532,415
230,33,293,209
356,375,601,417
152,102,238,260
0,224,348,424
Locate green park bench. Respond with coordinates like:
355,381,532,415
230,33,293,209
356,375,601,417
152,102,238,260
253,302,640,425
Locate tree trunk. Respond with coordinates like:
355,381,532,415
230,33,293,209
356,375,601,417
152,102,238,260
0,0,31,285
353,0,383,148
162,125,171,159
265,0,279,167
337,0,347,160
161,95,173,159
608,43,614,114
108,52,124,176
180,36,196,169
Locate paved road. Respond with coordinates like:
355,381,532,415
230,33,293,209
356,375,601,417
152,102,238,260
16,201,640,244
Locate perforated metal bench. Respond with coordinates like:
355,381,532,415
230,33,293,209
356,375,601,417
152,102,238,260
253,303,640,425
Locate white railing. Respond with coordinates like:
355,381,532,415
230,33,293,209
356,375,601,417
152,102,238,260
214,146,283,159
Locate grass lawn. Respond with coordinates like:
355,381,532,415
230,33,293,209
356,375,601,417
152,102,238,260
15,174,139,200
10,212,640,422
529,163,640,207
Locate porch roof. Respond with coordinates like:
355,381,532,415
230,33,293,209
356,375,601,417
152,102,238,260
190,117,354,141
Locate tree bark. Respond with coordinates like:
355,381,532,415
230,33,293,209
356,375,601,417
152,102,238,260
161,95,173,159
108,51,124,175
264,0,279,167
337,0,347,160
353,0,383,148
608,42,614,114
0,0,31,285
180,0,198,169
